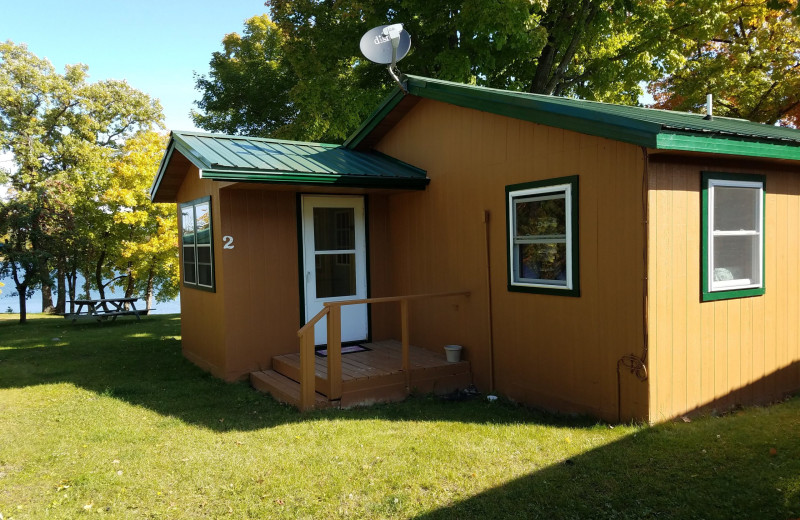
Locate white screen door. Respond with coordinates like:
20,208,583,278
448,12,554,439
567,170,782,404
301,195,368,345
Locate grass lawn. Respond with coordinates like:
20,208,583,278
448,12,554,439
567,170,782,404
0,314,798,519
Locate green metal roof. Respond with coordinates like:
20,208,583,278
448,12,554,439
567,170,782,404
345,75,800,161
150,131,428,201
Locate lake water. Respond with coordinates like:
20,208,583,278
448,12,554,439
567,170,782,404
0,273,181,315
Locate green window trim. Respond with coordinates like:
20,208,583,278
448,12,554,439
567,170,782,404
180,196,216,292
701,172,765,302
506,176,580,297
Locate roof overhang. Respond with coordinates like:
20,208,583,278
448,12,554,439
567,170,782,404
150,131,429,203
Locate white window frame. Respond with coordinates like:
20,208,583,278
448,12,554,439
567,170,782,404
706,177,764,295
180,197,215,292
507,181,575,293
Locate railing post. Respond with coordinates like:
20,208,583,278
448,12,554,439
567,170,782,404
326,304,342,400
299,326,316,411
400,298,410,391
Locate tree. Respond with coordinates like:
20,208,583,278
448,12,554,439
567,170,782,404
192,15,298,138
101,131,179,310
0,194,50,323
0,41,165,323
193,2,710,142
650,0,800,125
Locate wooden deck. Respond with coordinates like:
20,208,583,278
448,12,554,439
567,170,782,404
250,340,472,409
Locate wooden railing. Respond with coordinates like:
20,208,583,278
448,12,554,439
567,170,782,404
296,290,470,411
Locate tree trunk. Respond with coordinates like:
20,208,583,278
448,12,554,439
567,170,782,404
95,251,108,311
124,270,135,310
68,268,77,314
530,44,556,94
11,262,27,325
528,0,599,96
17,288,27,324
55,267,66,314
82,271,92,300
145,267,155,311
124,270,135,298
41,282,55,314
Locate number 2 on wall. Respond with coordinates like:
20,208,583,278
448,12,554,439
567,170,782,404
223,236,234,249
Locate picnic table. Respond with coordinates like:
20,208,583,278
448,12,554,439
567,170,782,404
66,297,143,323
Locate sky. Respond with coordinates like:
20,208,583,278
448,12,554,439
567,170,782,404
1,0,269,306
1,0,268,132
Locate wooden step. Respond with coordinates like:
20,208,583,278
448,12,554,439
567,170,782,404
250,370,331,409
272,354,332,396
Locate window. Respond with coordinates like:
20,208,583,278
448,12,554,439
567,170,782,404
180,197,215,291
702,172,765,301
506,176,579,296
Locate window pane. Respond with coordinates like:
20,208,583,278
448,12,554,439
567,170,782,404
515,195,566,238
315,253,356,298
183,243,196,284
714,186,759,231
313,208,355,251
183,262,196,284
181,207,195,244
713,235,759,283
183,245,195,263
517,243,567,284
198,264,213,287
197,245,211,264
195,203,211,244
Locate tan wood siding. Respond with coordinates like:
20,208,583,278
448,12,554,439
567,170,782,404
375,99,647,422
367,194,399,341
647,155,800,422
219,189,301,379
175,166,227,378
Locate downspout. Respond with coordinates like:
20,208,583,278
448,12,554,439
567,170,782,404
483,210,495,392
616,147,650,423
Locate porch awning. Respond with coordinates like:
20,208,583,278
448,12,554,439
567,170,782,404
151,131,428,202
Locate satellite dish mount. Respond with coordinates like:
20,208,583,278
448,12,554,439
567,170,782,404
383,24,405,88
359,23,411,92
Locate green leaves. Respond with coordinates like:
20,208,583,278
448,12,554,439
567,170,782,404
193,2,735,143
193,2,800,144
650,0,800,126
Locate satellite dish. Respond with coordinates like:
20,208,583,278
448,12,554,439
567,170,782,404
359,24,411,65
360,24,411,92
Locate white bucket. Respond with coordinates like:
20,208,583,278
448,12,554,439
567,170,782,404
444,344,462,363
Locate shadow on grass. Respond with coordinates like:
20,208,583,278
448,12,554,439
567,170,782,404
0,315,594,433
415,399,800,520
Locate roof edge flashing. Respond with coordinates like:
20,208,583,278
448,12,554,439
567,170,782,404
150,135,176,201
656,132,800,160
344,86,407,149
202,169,429,189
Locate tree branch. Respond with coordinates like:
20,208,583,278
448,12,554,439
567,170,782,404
545,0,599,94
750,81,779,116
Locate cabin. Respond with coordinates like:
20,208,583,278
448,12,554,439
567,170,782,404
151,75,800,423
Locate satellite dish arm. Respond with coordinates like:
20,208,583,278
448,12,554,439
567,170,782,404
383,24,408,93
388,64,407,93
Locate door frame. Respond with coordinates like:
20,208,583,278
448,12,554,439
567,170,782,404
296,193,371,344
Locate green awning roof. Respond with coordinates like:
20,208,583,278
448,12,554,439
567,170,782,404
151,131,428,202
345,75,800,161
